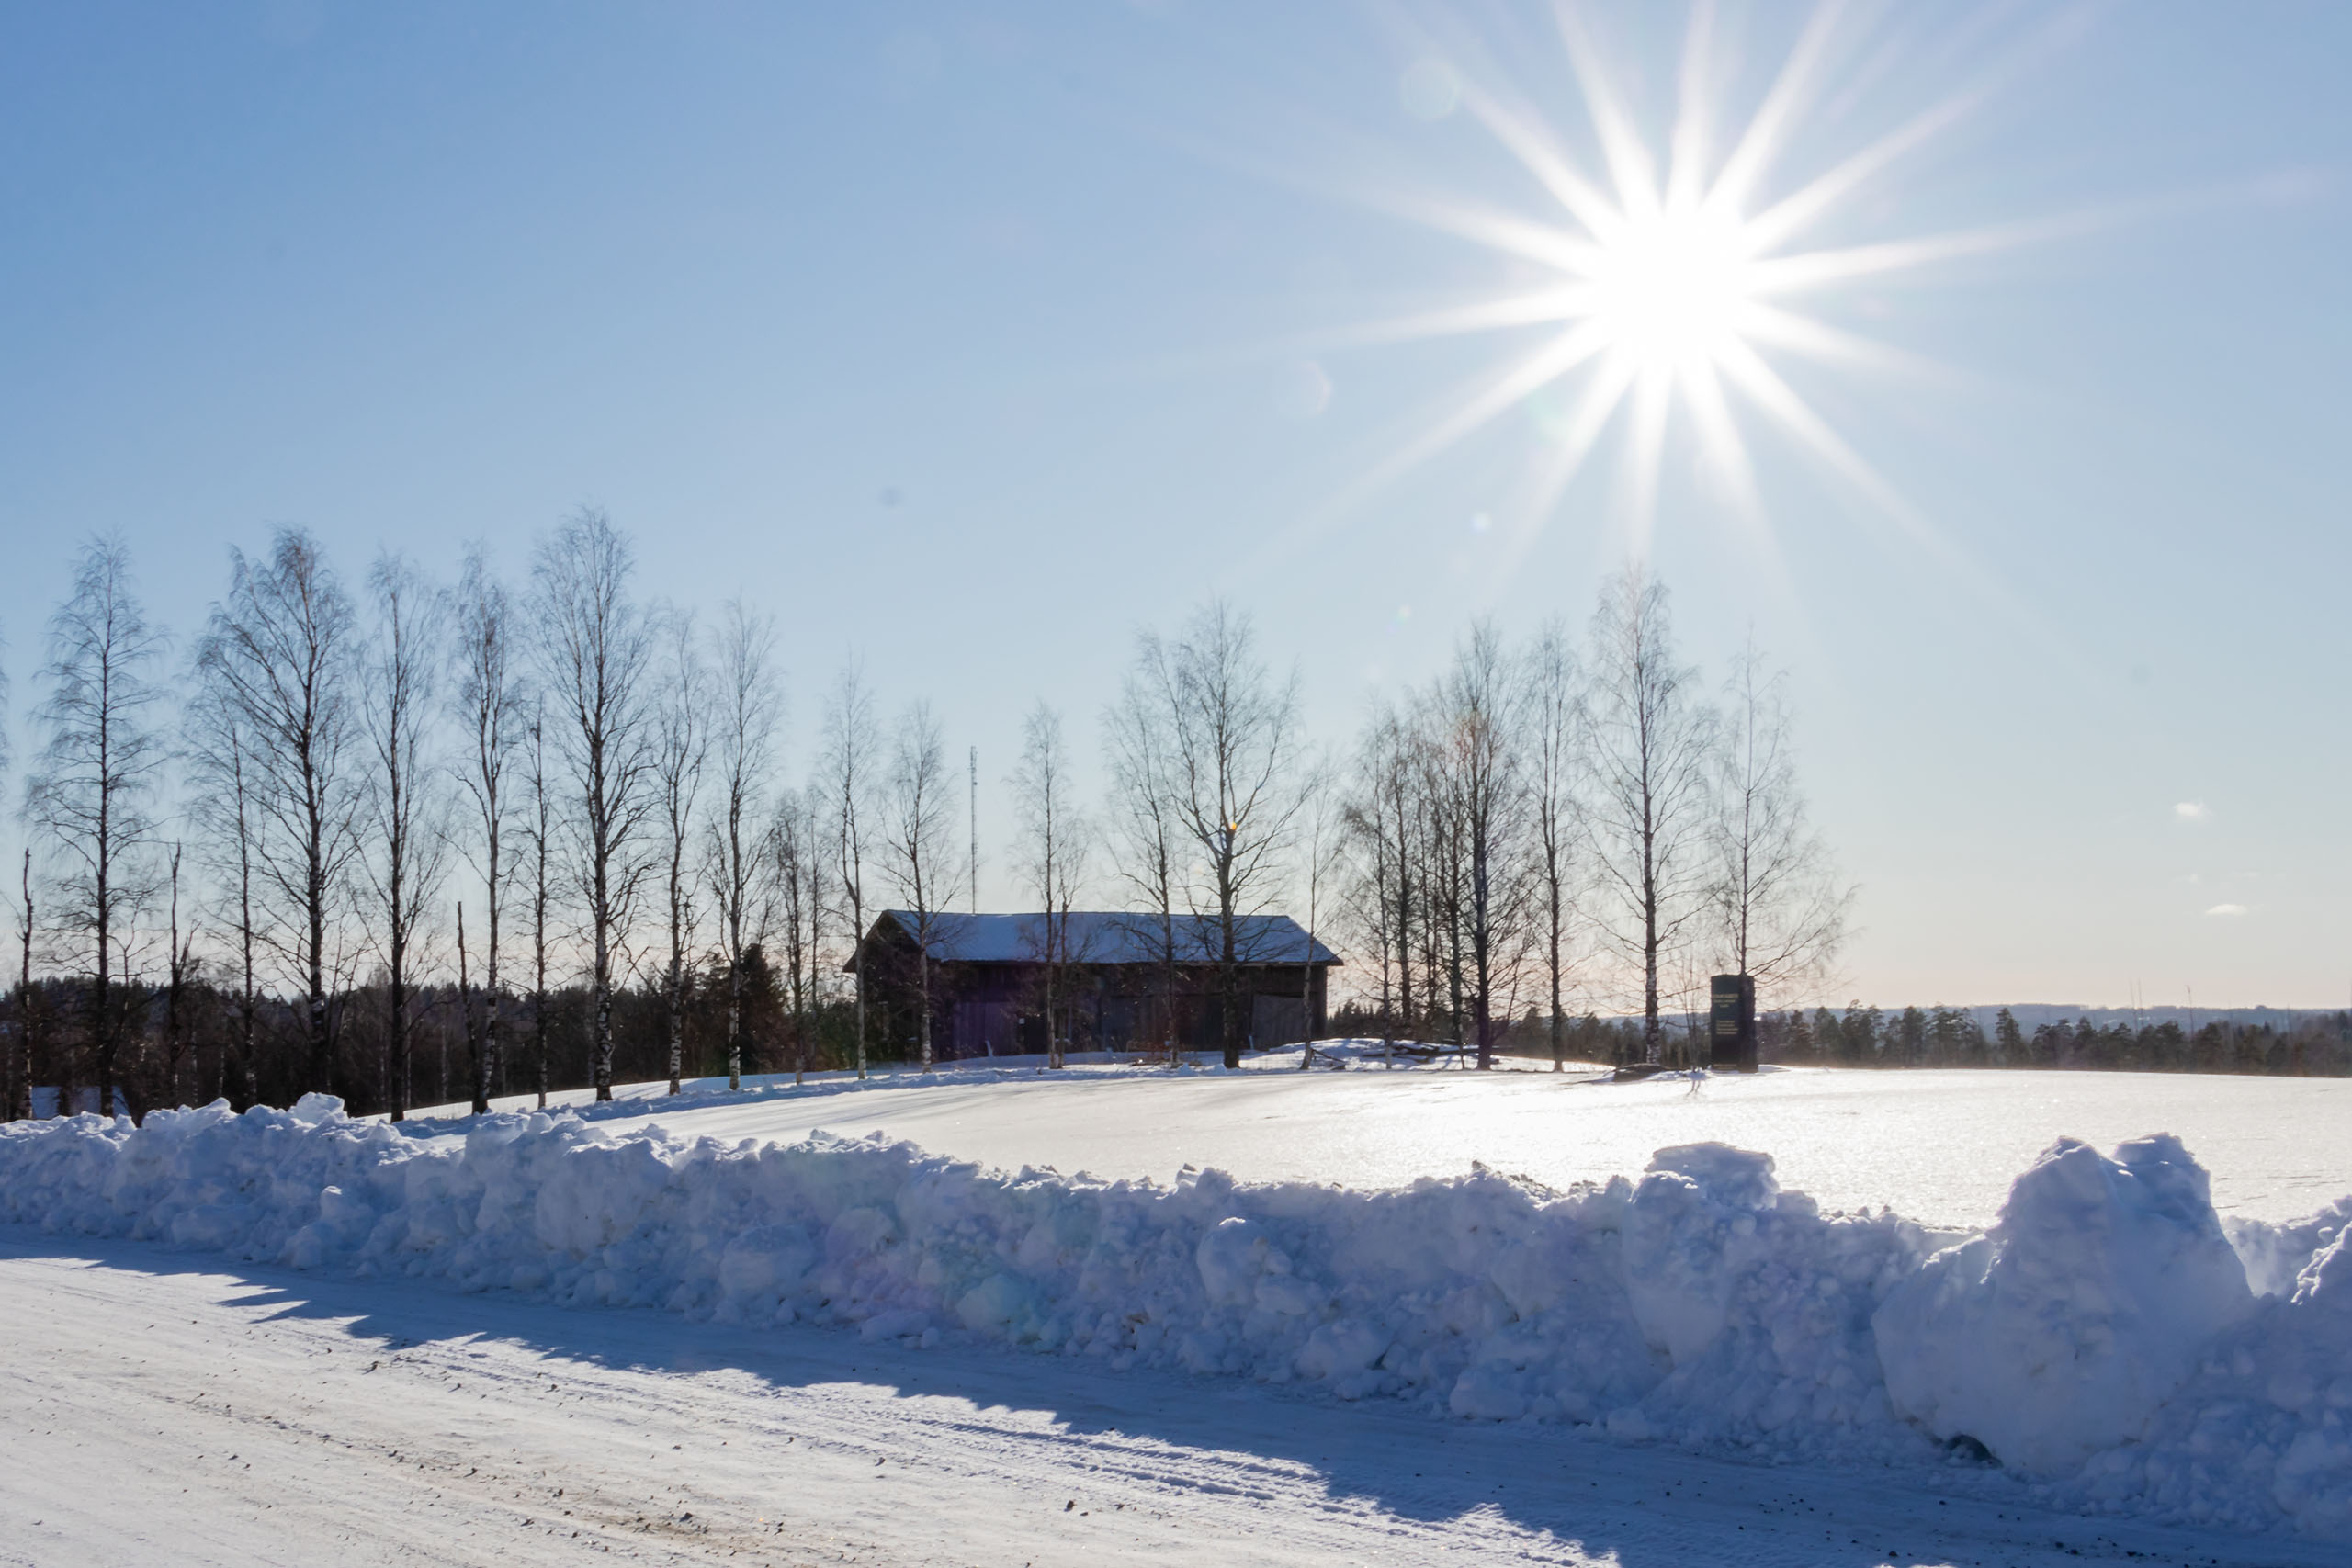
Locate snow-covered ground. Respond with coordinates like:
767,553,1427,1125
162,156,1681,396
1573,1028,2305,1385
7,1229,2342,1568
413,1054,2352,1227
5,1059,2348,1561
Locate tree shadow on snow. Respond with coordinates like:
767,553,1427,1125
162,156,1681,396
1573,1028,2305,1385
4,1229,2335,1568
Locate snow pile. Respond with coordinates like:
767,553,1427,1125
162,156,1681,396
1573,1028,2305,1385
1873,1134,2257,1474
2,1098,2347,1539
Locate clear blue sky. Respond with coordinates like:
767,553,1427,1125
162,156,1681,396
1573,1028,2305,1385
1,2,2346,1008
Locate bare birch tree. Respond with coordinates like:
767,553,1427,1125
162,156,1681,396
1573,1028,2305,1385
1339,725,1396,1040
526,700,553,1108
162,843,196,1106
1523,621,1583,1070
449,547,524,1114
28,536,169,1118
650,610,708,1095
1586,570,1716,1064
1105,670,1183,1063
531,509,656,1102
363,552,451,1121
1291,751,1340,1067
1425,622,1532,1070
0,651,18,1122
882,701,956,1071
1009,703,1089,1068
1345,706,1420,1042
1712,642,1851,999
198,528,364,1095
822,665,879,1079
1135,603,1304,1070
184,678,261,1107
9,852,29,1122
1417,714,1467,1055
705,603,782,1090
771,784,822,1085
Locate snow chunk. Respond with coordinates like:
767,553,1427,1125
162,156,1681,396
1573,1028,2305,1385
1874,1134,2255,1476
1623,1143,1778,1367
288,1093,346,1125
1196,1216,1282,1308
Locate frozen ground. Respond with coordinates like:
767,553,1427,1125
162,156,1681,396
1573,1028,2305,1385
413,1055,2352,1228
5,1231,2342,1568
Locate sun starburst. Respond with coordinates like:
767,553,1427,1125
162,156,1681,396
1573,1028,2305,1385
1322,3,2027,559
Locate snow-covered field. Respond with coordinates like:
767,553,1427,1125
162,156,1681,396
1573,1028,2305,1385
413,1054,2352,1227
4,1058,2349,1562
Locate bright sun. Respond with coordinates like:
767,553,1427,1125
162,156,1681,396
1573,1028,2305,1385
1329,5,2010,551
1584,203,1759,374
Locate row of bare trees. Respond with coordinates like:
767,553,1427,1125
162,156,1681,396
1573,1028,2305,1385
1,517,769,1118
1,513,1027,1118
2,517,1845,1122
1341,572,1850,1069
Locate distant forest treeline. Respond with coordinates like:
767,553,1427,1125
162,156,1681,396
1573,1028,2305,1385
9,954,899,1119
11,971,2346,1123
1762,1004,2352,1077
1437,1002,2352,1077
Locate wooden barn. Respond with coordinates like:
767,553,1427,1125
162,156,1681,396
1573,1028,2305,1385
845,910,1340,1060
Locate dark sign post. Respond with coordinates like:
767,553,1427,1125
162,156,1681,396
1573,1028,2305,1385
1710,974,1758,1072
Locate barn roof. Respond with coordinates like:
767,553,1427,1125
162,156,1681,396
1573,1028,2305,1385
850,910,1340,970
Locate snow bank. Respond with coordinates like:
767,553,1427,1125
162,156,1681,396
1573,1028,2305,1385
2,1099,2346,1539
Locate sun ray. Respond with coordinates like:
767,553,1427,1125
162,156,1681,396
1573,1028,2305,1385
1301,288,1594,354
1354,188,1601,275
1736,303,1937,377
1663,0,1719,214
1709,333,2037,626
1455,79,1624,241
1748,200,2133,295
1483,350,1641,588
1553,4,1662,222
1747,224,2028,294
1517,351,1641,522
1676,355,1763,522
1740,89,1983,254
1708,336,1944,554
1313,321,1618,530
1618,365,1675,557
1703,0,1845,219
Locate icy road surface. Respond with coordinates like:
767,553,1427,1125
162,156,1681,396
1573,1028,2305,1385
6,1231,2339,1568
414,1060,2352,1229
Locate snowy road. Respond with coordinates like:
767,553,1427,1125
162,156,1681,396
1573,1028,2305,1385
4,1229,2335,1568
413,1063,2352,1228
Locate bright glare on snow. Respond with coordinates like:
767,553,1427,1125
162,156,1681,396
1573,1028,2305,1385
411,1056,2352,1228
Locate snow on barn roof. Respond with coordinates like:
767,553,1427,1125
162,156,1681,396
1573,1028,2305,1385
854,910,1340,969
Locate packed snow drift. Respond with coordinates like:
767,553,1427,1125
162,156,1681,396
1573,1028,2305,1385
3,1089,2347,1540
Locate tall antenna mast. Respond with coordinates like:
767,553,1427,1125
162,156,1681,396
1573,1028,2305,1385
968,745,978,912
